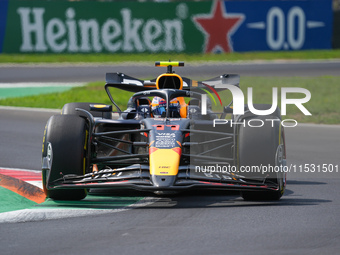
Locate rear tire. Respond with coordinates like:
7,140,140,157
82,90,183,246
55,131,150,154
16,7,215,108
42,114,88,201
238,114,286,201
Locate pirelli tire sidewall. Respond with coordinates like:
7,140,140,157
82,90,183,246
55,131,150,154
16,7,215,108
42,114,88,201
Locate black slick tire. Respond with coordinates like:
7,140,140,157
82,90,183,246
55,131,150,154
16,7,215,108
238,114,285,201
42,114,88,201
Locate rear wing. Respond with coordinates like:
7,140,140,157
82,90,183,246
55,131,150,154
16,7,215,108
105,72,240,93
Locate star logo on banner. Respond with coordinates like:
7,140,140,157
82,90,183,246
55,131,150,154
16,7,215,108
193,1,244,53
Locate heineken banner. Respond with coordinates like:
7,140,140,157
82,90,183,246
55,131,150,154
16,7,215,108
0,0,332,54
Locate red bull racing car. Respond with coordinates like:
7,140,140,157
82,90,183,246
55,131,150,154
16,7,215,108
42,61,286,201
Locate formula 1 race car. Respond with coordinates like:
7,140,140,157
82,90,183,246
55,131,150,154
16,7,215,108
42,61,286,201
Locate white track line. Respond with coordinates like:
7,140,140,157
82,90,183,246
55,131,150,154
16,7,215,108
0,197,159,223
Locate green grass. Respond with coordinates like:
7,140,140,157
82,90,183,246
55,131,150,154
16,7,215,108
1,50,339,123
1,76,339,124
1,50,340,64
0,82,130,110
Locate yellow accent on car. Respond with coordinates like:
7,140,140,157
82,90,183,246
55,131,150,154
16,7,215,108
83,157,86,173
149,148,181,175
93,104,107,108
84,130,88,150
155,61,184,67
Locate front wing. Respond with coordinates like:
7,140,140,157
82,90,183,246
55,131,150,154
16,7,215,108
44,164,281,193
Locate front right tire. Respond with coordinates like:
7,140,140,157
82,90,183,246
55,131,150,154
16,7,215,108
238,115,286,201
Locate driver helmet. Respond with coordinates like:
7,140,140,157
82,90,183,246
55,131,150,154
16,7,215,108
151,97,180,117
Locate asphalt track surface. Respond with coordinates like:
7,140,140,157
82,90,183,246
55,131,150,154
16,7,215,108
0,61,340,255
1,60,340,83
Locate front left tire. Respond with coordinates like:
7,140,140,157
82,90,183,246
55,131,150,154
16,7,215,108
42,114,88,201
